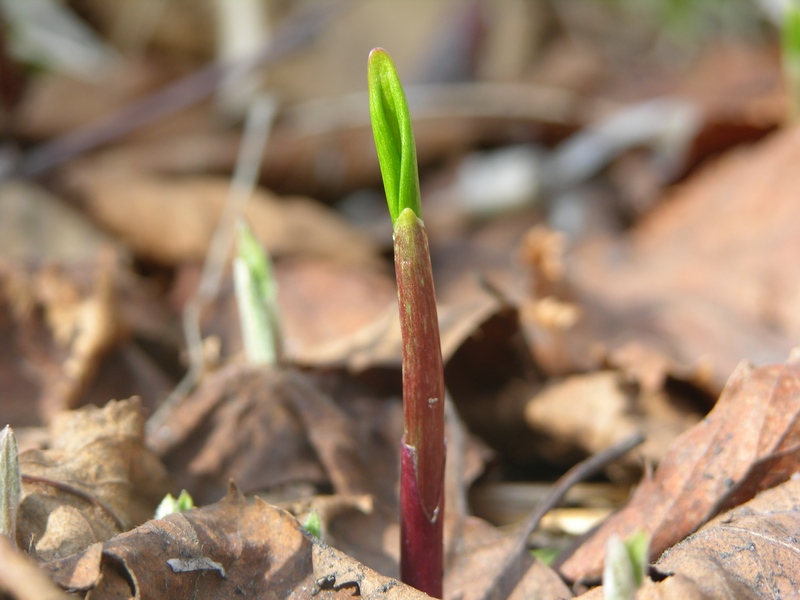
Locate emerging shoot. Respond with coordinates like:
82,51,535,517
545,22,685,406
369,47,445,598
603,530,649,600
233,220,283,365
0,426,21,545
783,1,800,121
303,509,322,539
155,489,196,519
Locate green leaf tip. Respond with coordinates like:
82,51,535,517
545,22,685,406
603,530,649,600
784,2,800,120
368,47,422,224
303,509,322,539
0,425,21,545
234,219,283,366
154,489,195,519
783,3,800,62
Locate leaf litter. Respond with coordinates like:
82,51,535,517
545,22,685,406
2,1,800,599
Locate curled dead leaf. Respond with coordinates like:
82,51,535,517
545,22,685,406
18,398,170,561
558,350,800,582
42,484,431,599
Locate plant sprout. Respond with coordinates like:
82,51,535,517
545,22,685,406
155,489,195,519
303,509,322,539
369,47,445,598
0,425,21,546
783,1,800,121
233,220,283,365
603,530,649,600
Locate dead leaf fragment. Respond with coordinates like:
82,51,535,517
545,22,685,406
0,536,70,600
445,517,571,600
558,351,800,582
43,485,430,599
0,257,136,420
0,179,118,262
522,125,800,393
153,365,374,503
18,398,170,561
66,164,381,268
645,476,800,599
524,371,700,468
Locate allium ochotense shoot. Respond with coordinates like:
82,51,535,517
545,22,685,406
368,47,445,598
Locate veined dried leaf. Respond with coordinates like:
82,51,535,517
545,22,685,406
18,398,170,561
42,485,430,599
559,351,800,582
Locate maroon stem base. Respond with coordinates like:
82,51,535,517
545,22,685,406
400,439,444,598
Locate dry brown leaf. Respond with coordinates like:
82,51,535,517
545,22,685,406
64,163,381,268
297,283,503,372
0,180,118,263
0,256,175,421
643,476,800,598
42,484,431,599
558,351,800,582
445,517,572,600
153,365,374,503
0,258,125,420
576,476,800,599
0,536,69,600
15,61,175,140
524,371,700,468
18,398,171,562
522,125,800,394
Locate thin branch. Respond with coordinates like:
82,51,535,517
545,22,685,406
479,432,645,600
16,1,348,178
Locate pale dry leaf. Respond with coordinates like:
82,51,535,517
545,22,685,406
558,351,800,582
0,257,126,420
445,516,571,600
0,535,70,600
0,179,118,263
524,371,700,468
42,484,431,599
64,164,381,268
18,398,170,561
522,126,800,394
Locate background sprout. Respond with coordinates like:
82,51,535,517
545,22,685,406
233,220,283,365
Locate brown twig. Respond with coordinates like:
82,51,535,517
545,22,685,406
16,1,349,178
479,432,645,600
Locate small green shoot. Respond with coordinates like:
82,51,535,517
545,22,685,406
603,530,649,600
155,489,195,519
783,1,800,121
233,220,283,365
303,509,322,539
368,48,422,223
0,425,21,545
529,546,561,565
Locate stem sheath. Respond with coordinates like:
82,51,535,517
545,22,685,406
394,208,445,597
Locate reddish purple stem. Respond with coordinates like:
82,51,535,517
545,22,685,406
394,209,445,597
400,440,444,598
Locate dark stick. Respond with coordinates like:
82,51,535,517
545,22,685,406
18,1,349,178
479,432,645,600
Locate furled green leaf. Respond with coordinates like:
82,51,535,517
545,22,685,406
368,48,422,224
